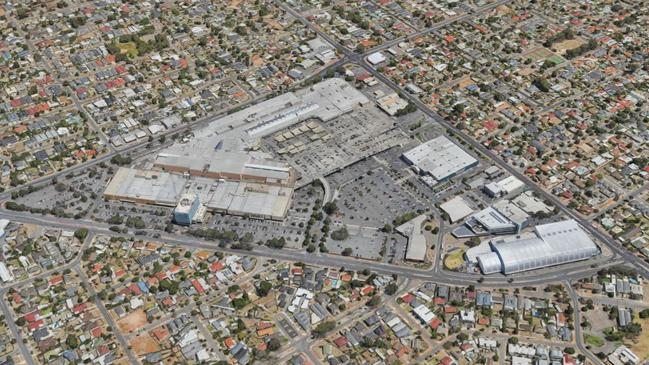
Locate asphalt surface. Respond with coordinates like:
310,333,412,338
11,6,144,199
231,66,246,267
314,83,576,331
0,209,624,289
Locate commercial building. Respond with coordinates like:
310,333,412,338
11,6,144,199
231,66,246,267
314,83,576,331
376,93,408,116
367,52,387,65
174,194,205,225
440,196,474,223
395,214,428,262
160,78,368,150
608,346,639,365
463,207,524,236
205,180,293,220
454,200,529,237
155,150,296,187
403,136,478,184
103,167,186,206
475,219,600,274
0,262,14,282
483,176,526,198
104,168,293,221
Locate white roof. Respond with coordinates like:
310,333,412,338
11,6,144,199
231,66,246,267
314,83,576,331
496,175,525,194
413,304,435,323
403,136,477,181
367,52,387,65
396,214,428,261
477,219,599,274
440,196,474,223
471,207,516,231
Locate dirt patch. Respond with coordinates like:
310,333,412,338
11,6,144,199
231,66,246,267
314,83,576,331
251,54,265,67
264,18,284,30
628,314,649,361
117,309,148,333
444,249,465,270
117,42,138,58
553,38,586,54
130,333,161,355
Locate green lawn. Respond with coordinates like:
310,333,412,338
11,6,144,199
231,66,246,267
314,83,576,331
584,333,605,347
117,42,138,58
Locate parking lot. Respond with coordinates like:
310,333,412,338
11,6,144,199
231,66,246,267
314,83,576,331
15,164,114,219
262,104,410,187
335,167,427,228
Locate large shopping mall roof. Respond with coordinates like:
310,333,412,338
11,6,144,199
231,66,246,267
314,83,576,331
476,219,600,274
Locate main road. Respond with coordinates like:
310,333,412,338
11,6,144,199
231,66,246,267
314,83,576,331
0,209,624,289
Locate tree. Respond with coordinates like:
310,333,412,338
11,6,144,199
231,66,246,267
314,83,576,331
107,214,123,225
367,296,380,307
267,337,281,351
331,227,349,241
323,202,338,215
312,321,336,337
341,247,353,256
639,309,649,319
533,77,551,92
66,334,79,348
257,281,272,297
74,228,88,241
384,283,398,295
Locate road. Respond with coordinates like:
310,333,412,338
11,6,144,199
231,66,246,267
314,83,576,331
0,291,35,365
566,281,605,365
74,266,141,364
0,209,624,289
0,232,96,365
278,0,648,283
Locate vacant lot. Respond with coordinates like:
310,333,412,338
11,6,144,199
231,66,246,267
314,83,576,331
130,333,160,355
584,333,605,347
117,42,138,58
628,315,649,361
444,249,465,270
117,309,147,333
553,38,586,54
521,47,553,62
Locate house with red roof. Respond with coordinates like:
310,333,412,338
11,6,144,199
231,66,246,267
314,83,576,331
191,279,205,294
334,336,348,348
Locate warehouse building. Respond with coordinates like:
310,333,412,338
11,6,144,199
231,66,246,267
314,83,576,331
483,175,526,198
475,219,600,274
439,196,474,223
403,136,478,184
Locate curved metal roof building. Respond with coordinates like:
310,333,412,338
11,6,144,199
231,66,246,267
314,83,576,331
477,219,600,274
